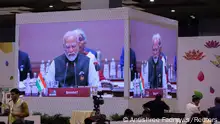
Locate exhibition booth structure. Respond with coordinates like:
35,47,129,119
0,7,181,121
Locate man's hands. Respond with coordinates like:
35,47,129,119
11,111,23,117
11,111,20,116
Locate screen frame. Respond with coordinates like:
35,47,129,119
15,7,178,99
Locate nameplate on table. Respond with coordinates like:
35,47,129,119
48,88,90,97
145,89,163,98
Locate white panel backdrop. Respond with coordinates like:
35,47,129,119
0,42,17,88
178,36,220,113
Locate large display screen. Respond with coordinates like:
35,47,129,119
18,20,125,97
130,20,177,98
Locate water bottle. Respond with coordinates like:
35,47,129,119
110,58,116,79
117,64,121,79
40,60,45,69
130,64,134,81
25,73,31,96
103,58,109,79
137,73,141,97
45,60,51,73
46,61,50,74
170,64,174,82
32,73,38,96
96,50,102,66
141,61,144,74
133,73,137,97
40,60,45,77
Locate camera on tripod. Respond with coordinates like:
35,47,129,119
93,91,104,115
84,91,110,124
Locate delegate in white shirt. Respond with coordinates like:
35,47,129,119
185,102,200,119
45,54,99,87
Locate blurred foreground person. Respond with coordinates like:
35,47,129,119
143,94,169,118
7,88,29,124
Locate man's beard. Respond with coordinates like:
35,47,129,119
65,51,78,61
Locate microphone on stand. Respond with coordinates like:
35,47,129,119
74,62,78,88
63,63,69,87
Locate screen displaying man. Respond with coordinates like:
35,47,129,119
45,30,99,87
152,34,169,85
147,43,167,89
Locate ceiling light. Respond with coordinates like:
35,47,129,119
49,5,53,8
150,0,154,2
171,9,175,12
190,15,195,19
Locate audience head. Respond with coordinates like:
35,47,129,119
192,95,201,106
188,113,203,124
63,30,80,61
155,94,162,101
73,29,87,53
124,109,134,118
200,110,209,118
152,33,162,53
214,97,220,106
10,88,20,101
142,110,150,118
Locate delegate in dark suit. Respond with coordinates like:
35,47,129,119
18,50,33,81
120,47,137,81
143,94,169,118
208,97,220,121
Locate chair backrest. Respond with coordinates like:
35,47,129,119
0,122,6,124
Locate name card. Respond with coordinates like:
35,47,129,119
48,88,90,97
145,89,163,98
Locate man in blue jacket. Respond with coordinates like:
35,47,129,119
119,47,137,81
18,50,33,81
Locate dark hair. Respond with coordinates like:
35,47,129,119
155,94,162,100
188,113,203,124
215,97,220,104
200,110,209,117
124,109,134,116
142,110,149,115
10,88,20,94
192,95,200,102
